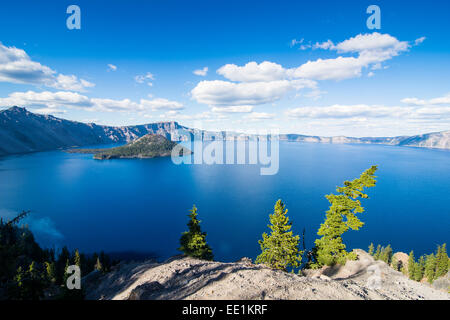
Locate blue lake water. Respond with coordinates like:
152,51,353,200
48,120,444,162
0,141,449,261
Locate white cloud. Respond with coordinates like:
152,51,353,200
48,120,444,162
289,56,364,81
401,93,450,106
211,105,254,113
135,72,155,86
217,61,286,82
107,64,117,71
193,67,208,76
414,37,426,46
285,103,450,120
313,40,335,50
192,33,412,107
334,33,408,53
290,38,304,47
288,33,410,81
0,43,95,91
191,79,316,106
140,98,184,111
244,112,275,120
0,90,184,113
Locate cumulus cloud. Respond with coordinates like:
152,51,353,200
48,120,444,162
217,61,287,82
0,43,95,91
193,67,208,76
191,79,316,106
0,90,184,113
191,33,413,107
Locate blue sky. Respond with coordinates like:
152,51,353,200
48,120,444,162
0,0,449,136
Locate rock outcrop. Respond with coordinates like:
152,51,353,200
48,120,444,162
84,250,449,300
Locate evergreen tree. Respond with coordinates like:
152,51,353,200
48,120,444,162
414,256,426,281
368,243,374,256
380,245,393,264
374,244,382,260
408,251,415,279
12,262,46,300
314,166,377,267
255,200,302,271
74,249,82,276
179,205,213,261
45,261,57,283
436,243,449,278
424,254,437,283
391,255,400,271
94,257,103,272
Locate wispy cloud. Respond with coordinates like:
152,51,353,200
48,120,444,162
193,67,208,76
135,72,155,86
107,64,117,71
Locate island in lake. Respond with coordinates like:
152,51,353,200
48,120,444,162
69,134,191,160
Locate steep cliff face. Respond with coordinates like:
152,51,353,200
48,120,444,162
0,107,187,156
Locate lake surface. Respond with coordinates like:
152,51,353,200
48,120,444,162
0,141,449,262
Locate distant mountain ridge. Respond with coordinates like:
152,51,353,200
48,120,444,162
0,106,449,156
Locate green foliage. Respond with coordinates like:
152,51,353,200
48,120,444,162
374,244,381,260
0,211,112,300
74,249,81,268
74,134,191,159
94,257,103,272
313,166,378,267
408,251,415,279
436,243,449,278
45,261,57,283
379,245,393,264
424,254,436,283
368,243,374,256
255,200,303,271
11,262,47,300
391,255,400,271
413,256,426,281
179,205,213,261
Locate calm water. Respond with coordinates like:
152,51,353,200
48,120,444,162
0,142,449,261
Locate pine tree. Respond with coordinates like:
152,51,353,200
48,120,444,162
74,249,81,268
94,257,103,272
391,255,400,271
45,261,57,283
368,243,374,256
256,200,302,271
414,256,426,281
408,251,415,279
424,254,437,283
179,205,213,261
436,243,448,278
381,245,393,264
374,244,382,260
314,166,377,267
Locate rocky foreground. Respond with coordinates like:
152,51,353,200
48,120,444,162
84,250,449,300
